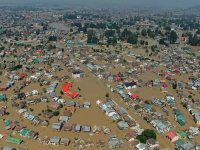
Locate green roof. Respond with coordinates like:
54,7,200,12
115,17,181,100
6,136,23,145
67,42,74,45
86,43,97,46
174,139,185,148
76,42,83,45
4,120,12,127
0,94,6,101
177,131,187,138
99,69,104,73
182,47,190,50
177,119,185,126
168,99,176,104
20,128,31,136
34,60,39,63
175,111,182,116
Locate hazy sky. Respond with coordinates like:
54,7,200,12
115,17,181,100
0,0,200,8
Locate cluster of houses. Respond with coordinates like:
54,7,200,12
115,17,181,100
3,120,38,140
113,87,173,134
10,90,39,101
16,108,42,125
40,136,70,146
1,72,25,90
61,123,111,134
166,130,200,149
165,94,186,126
96,99,140,130
47,81,58,93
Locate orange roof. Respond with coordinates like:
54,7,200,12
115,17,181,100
67,106,75,112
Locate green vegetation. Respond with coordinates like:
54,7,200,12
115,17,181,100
53,111,60,116
105,93,109,97
127,35,137,44
87,30,99,43
136,129,157,144
48,36,57,41
60,91,64,95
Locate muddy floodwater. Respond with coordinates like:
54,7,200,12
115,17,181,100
49,22,70,31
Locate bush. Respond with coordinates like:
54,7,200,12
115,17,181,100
145,100,150,104
38,113,41,116
43,88,46,93
40,83,43,86
53,111,60,116
30,108,34,112
188,95,192,98
105,93,109,97
5,112,10,115
172,84,177,89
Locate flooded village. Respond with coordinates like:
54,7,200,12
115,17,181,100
1,4,200,150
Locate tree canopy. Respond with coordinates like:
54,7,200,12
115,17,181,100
136,129,157,144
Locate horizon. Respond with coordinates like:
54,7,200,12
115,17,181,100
0,0,199,8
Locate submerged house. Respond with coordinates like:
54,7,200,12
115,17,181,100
108,135,123,149
6,136,23,145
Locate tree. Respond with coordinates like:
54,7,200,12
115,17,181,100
60,91,64,95
105,30,115,38
142,129,156,139
127,35,137,44
136,135,147,144
105,93,109,97
172,84,177,89
121,28,132,39
145,41,148,45
87,30,99,43
169,31,178,44
159,38,165,44
141,29,147,36
136,129,156,143
165,26,171,31
53,111,60,116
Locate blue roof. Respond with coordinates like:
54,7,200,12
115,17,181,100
75,124,81,130
145,104,152,109
49,93,56,97
49,136,60,143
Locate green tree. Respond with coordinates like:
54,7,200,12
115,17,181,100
127,35,137,44
105,93,109,97
169,31,178,44
53,111,60,116
141,29,147,36
105,30,115,38
136,135,147,144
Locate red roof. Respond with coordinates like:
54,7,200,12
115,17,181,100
114,77,120,80
62,83,79,98
163,83,169,87
131,94,139,99
18,74,24,78
167,131,177,139
0,86,8,89
37,49,42,52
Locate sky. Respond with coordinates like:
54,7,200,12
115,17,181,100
0,0,200,8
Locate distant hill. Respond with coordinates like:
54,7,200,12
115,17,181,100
188,5,200,11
